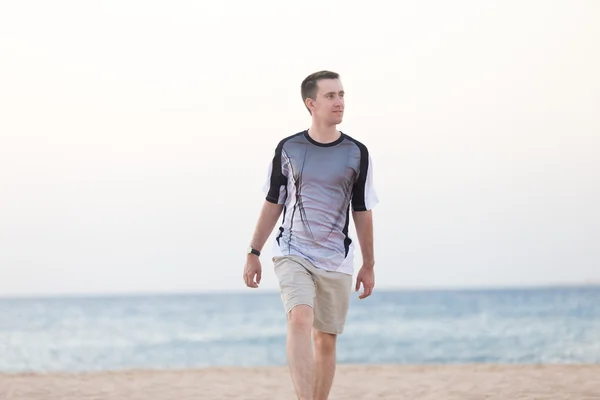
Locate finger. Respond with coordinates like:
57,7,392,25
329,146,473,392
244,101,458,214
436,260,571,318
256,270,262,285
250,272,259,288
248,273,257,288
244,271,256,288
359,285,373,299
355,277,361,292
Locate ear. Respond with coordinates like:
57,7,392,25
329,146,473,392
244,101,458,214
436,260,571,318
304,97,315,113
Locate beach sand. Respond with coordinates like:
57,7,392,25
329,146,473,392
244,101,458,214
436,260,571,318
1,364,598,399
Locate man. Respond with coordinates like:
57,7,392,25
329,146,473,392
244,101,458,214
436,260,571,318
243,70,378,400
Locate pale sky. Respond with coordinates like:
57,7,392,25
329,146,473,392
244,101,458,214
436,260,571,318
1,1,599,297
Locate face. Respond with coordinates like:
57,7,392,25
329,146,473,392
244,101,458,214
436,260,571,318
306,78,345,126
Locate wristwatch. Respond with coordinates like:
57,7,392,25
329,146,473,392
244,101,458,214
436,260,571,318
247,246,261,257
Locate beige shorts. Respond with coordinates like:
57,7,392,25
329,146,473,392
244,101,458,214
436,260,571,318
273,255,353,335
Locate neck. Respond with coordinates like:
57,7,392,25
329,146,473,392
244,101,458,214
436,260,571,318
308,120,340,144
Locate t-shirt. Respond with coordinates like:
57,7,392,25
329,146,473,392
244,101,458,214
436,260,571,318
263,130,378,275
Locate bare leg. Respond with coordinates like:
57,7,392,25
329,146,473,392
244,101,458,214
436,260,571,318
312,329,337,400
287,305,315,400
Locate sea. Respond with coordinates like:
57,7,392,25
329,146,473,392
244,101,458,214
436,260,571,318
1,287,599,373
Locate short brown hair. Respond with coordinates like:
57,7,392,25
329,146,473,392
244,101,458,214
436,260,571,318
301,70,340,114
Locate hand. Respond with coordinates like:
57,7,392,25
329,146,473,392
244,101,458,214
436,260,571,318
243,255,262,288
355,266,374,299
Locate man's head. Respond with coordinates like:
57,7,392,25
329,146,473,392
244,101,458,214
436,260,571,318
301,70,345,126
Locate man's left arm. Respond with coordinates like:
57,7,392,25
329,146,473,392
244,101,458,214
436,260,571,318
353,209,375,299
350,146,379,299
353,210,375,269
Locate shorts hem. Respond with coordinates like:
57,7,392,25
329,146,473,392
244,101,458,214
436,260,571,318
285,302,314,315
313,323,345,335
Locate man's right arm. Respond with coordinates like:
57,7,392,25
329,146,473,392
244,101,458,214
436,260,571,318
248,200,284,255
244,141,287,288
243,200,283,288
253,140,288,253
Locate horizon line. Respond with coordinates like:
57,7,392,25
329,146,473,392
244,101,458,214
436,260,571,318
1,282,599,301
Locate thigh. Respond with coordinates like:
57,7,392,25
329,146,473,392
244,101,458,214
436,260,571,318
273,256,316,314
312,269,353,335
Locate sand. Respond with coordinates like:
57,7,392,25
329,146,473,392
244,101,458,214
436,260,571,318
1,364,599,399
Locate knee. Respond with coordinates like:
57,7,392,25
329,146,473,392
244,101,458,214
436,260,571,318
313,330,337,354
288,305,314,332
